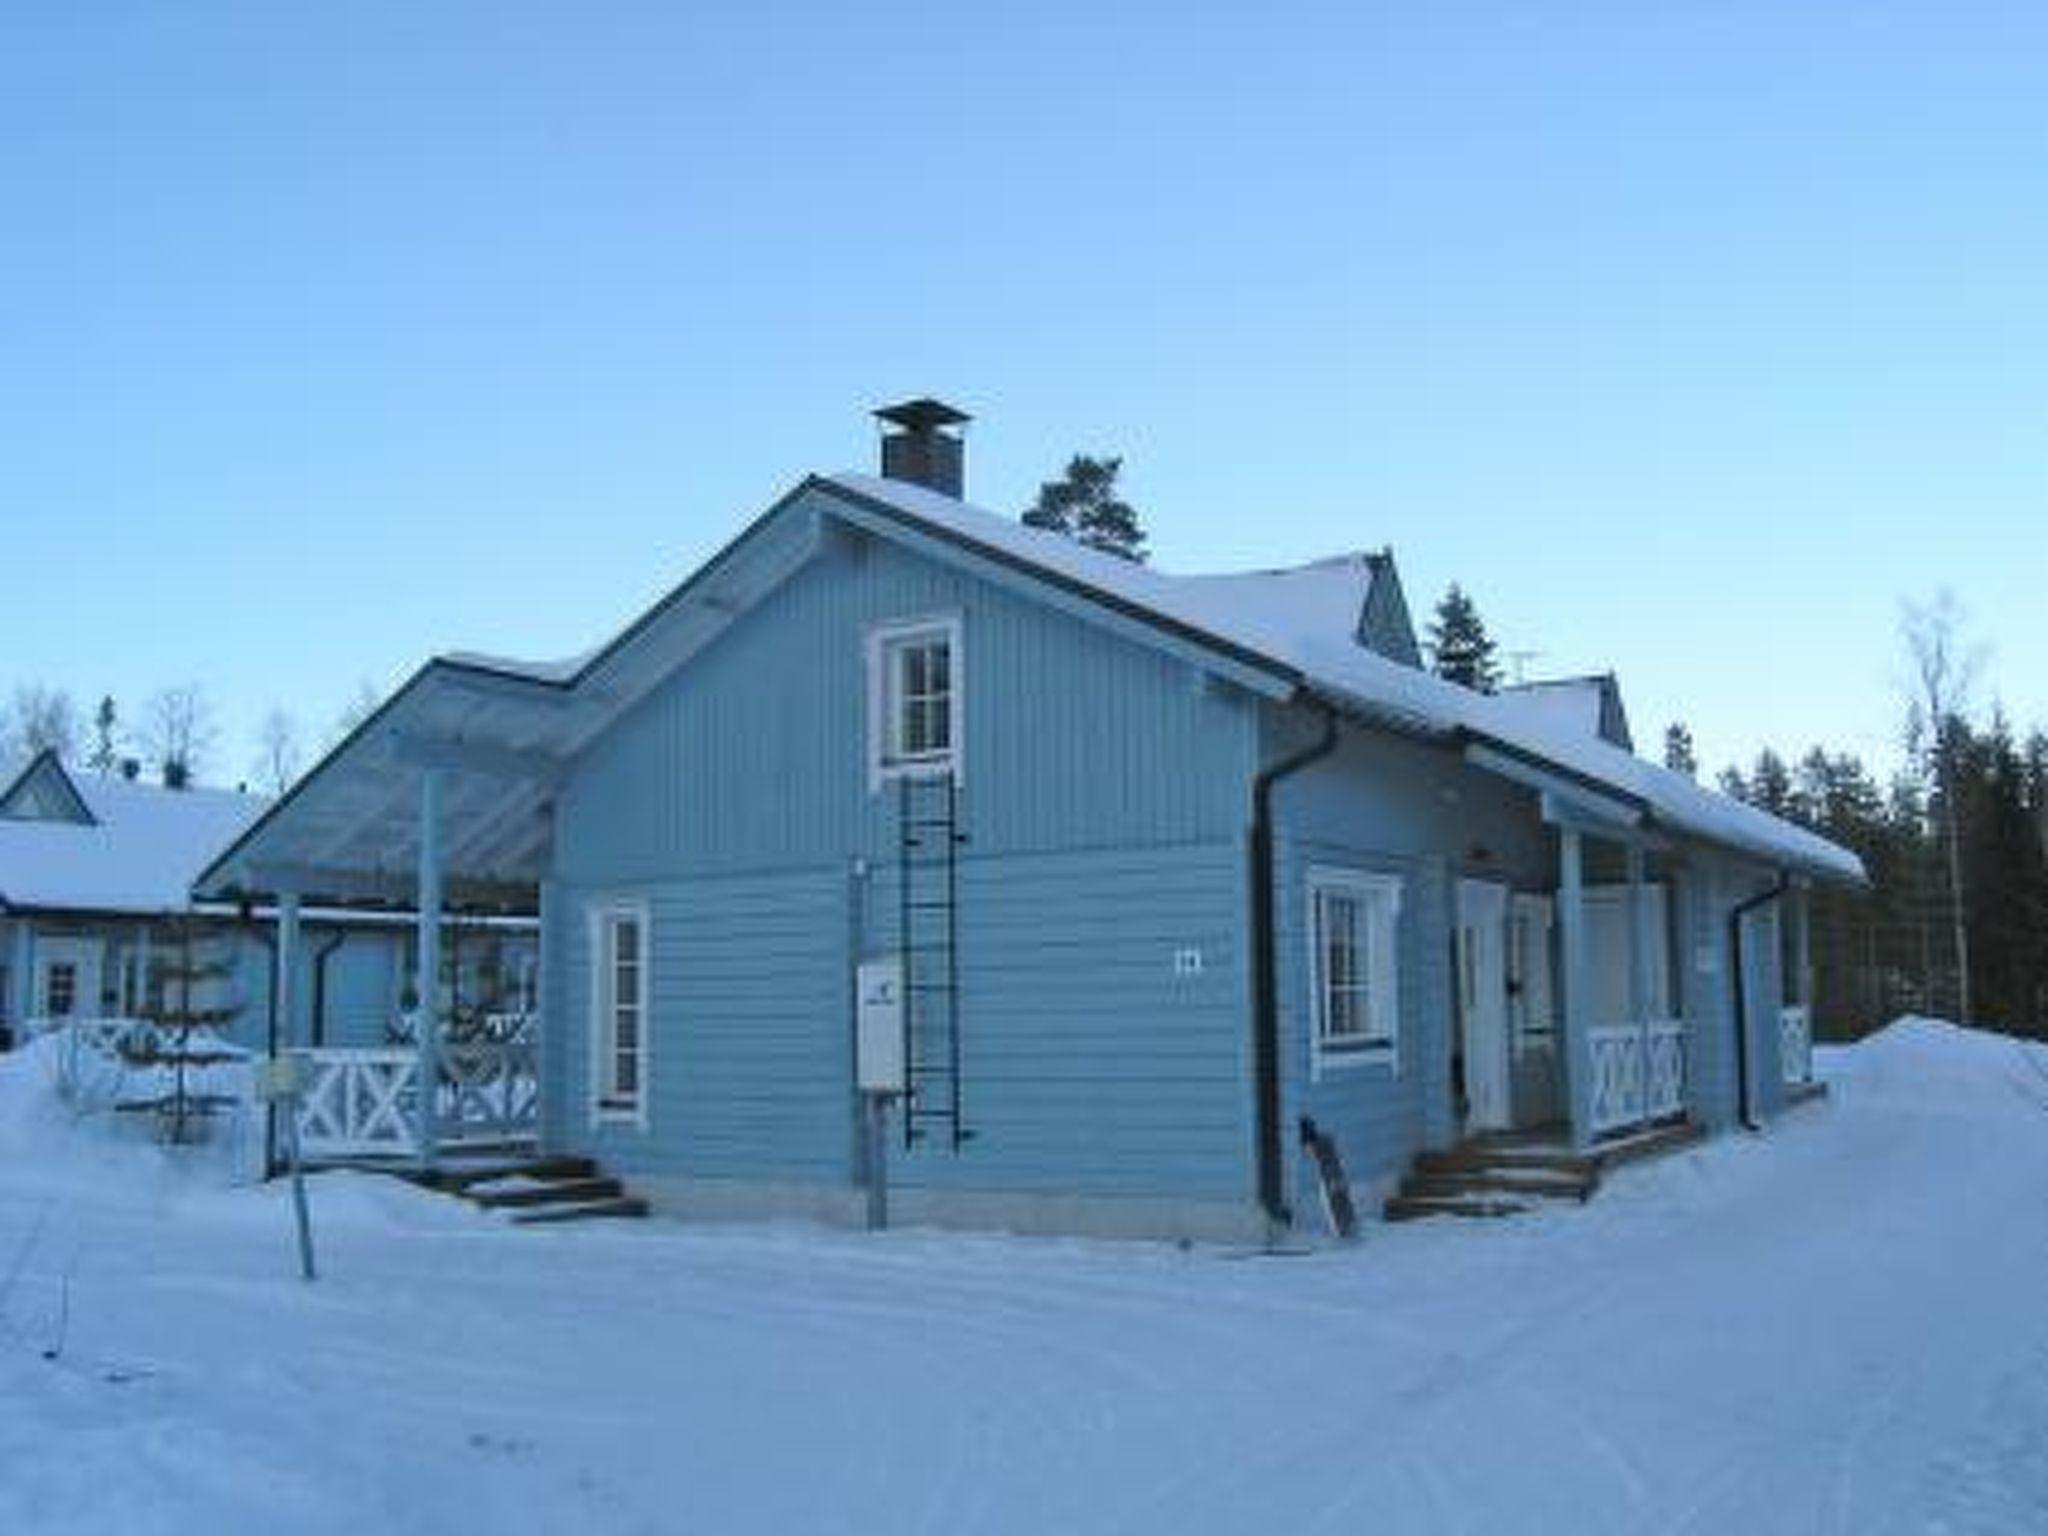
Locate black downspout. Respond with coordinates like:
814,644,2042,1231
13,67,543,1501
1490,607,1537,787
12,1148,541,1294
309,929,346,1048
1727,874,1789,1132
1250,704,1341,1230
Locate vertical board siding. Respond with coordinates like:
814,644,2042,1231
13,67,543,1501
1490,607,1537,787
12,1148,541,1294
556,511,1253,884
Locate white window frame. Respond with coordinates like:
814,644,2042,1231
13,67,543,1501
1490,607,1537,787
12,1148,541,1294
587,899,651,1128
1306,866,1403,1079
866,614,964,794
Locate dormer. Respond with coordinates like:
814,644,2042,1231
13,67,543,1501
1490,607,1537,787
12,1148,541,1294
1356,549,1422,668
0,750,96,825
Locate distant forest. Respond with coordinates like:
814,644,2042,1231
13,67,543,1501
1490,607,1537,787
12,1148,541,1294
1718,718,2048,1041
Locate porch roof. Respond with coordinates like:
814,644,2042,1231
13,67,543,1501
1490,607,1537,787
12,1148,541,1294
193,484,827,910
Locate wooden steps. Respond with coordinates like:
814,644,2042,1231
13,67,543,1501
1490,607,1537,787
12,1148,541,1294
1385,1119,1705,1222
441,1155,650,1225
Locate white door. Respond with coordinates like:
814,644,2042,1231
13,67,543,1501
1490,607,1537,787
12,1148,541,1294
33,937,103,1022
1456,881,1512,1131
1509,894,1556,1051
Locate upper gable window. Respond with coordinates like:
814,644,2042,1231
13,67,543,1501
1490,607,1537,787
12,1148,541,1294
867,615,962,789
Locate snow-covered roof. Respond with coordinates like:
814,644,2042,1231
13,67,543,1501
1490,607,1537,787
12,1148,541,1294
200,468,1863,904
0,754,270,915
825,473,1864,884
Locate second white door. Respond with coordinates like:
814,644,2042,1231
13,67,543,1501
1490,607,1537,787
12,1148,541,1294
1457,881,1511,1132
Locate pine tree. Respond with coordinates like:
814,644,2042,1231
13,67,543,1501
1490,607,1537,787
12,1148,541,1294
1749,749,1793,818
120,918,242,1144
1022,455,1147,562
88,695,119,774
1663,723,1698,778
1427,584,1502,693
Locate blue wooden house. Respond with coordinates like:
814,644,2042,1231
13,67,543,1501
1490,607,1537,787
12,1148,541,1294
196,402,1858,1239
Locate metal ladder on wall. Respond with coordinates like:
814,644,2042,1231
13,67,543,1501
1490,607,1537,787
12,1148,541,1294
897,772,971,1150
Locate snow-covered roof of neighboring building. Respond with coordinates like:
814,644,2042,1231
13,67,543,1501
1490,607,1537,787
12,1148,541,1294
823,473,1864,884
0,754,270,915
1494,675,1634,752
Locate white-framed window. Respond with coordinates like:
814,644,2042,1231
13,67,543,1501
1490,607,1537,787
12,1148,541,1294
1509,893,1556,1053
44,961,77,1018
1306,867,1403,1077
866,614,963,791
588,901,650,1126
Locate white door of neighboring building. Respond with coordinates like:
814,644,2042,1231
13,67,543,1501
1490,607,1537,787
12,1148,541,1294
1457,880,1512,1132
34,936,102,1021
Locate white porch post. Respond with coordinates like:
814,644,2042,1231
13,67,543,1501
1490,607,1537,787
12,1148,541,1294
135,924,154,1019
1792,880,1814,1010
1559,825,1594,1150
9,922,32,1032
274,893,302,1047
416,769,444,1166
1626,842,1650,1126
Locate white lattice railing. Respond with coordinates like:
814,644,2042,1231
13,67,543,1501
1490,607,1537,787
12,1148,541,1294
297,1049,422,1158
1590,1020,1688,1135
294,1030,540,1159
437,1038,540,1146
1780,1005,1813,1085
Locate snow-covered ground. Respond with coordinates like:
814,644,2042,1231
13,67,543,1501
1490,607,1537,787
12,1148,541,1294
3,1019,2046,1535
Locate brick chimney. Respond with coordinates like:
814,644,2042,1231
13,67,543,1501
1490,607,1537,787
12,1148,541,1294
875,398,971,498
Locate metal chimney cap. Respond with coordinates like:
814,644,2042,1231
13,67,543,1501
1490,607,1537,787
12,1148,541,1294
874,397,972,432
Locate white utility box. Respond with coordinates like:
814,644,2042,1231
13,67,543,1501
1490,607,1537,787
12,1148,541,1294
856,957,907,1094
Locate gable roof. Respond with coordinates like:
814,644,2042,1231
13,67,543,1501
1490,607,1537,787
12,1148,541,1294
198,469,1864,902
822,473,1862,883
0,755,269,915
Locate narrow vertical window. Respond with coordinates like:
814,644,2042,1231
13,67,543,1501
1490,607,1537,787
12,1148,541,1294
1308,869,1402,1075
46,962,77,1018
592,904,649,1122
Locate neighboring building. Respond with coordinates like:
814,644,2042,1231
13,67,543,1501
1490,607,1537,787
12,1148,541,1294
0,752,527,1058
196,402,1860,1240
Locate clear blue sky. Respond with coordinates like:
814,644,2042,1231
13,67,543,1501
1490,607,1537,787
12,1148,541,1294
4,3,2042,787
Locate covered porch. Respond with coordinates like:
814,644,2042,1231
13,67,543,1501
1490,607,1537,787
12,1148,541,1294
1477,742,1817,1153
196,662,588,1169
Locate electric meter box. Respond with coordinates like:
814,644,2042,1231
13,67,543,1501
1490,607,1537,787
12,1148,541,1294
856,957,907,1094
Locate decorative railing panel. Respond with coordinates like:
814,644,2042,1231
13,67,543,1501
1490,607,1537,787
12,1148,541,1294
297,1049,421,1159
1590,1020,1687,1135
293,1022,540,1159
1779,1005,1813,1086
437,1039,540,1146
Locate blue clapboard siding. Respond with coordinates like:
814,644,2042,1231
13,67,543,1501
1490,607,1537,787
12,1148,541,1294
551,842,1250,1200
1675,853,1783,1131
1262,709,1555,1203
546,505,1261,1207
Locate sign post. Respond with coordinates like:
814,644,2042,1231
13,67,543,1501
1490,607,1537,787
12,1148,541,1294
258,1053,317,1281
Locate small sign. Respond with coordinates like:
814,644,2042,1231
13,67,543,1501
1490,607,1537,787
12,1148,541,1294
1174,947,1204,977
856,958,906,1094
256,1053,307,1103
